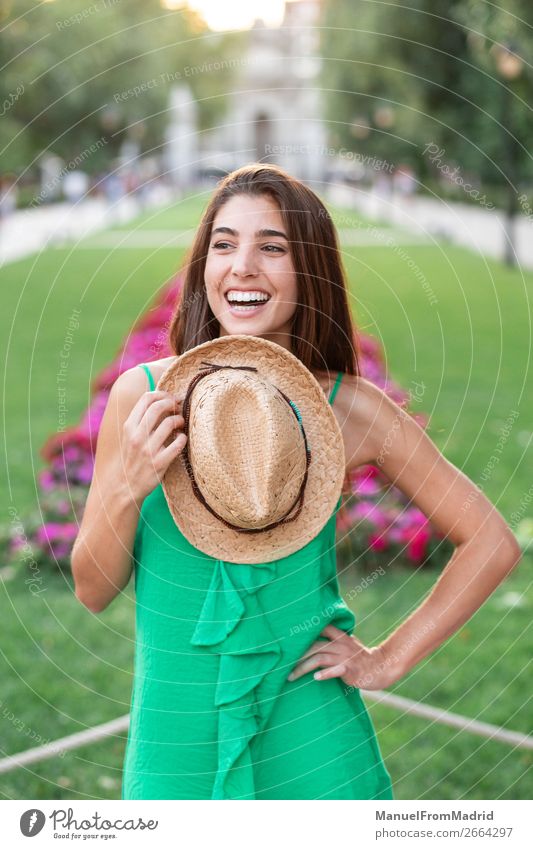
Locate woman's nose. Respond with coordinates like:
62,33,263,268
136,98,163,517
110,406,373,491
231,245,259,276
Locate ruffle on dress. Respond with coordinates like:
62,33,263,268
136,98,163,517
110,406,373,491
189,558,283,800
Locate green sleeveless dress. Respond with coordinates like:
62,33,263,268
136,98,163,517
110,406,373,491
121,363,394,801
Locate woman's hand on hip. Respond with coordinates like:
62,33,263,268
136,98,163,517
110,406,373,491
287,624,403,690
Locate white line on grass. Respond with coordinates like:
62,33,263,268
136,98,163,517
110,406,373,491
363,690,533,750
0,691,531,775
0,714,129,774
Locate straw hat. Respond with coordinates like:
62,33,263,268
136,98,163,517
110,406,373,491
157,334,345,564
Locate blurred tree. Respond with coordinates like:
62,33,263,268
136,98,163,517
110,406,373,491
457,0,533,186
0,0,247,175
319,0,533,191
319,0,421,165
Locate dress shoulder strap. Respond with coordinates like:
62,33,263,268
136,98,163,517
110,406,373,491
328,371,343,406
138,362,156,391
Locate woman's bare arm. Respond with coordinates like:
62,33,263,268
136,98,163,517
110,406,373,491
353,379,522,679
71,367,186,613
288,377,522,688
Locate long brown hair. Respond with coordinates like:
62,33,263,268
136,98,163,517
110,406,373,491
169,163,360,375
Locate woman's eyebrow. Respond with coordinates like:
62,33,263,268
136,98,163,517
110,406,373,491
211,226,288,240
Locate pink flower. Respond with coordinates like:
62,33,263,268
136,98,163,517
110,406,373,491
387,527,404,543
36,522,78,545
76,461,94,485
369,531,388,551
351,501,388,528
39,470,55,491
60,523,79,539
408,531,430,562
36,523,63,544
82,392,108,433
396,506,427,529
407,526,431,564
354,467,381,497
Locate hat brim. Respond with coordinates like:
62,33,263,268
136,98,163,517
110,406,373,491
158,334,345,564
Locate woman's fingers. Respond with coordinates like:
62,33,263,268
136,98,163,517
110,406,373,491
321,624,363,652
139,395,181,436
287,627,363,682
314,662,347,681
150,412,185,452
287,633,347,681
126,390,175,430
321,624,350,641
297,638,339,662
287,651,338,681
159,430,188,466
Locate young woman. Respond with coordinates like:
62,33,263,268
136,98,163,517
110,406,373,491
71,164,521,800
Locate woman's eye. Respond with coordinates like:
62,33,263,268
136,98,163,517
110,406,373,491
211,242,285,253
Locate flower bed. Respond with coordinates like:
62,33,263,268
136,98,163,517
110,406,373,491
3,272,451,573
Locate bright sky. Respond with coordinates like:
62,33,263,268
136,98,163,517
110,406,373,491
161,0,287,30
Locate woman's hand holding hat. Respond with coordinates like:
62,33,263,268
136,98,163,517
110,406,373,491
121,390,187,505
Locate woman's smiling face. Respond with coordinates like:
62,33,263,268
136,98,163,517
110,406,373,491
204,193,299,350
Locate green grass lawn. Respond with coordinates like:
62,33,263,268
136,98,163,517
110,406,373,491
344,240,532,522
1,194,531,799
1,557,530,800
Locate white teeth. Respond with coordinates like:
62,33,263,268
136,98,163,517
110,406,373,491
226,290,270,303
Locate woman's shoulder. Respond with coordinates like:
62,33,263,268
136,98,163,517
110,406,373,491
333,373,413,469
309,371,389,474
137,356,178,385
111,356,178,401
333,372,398,423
